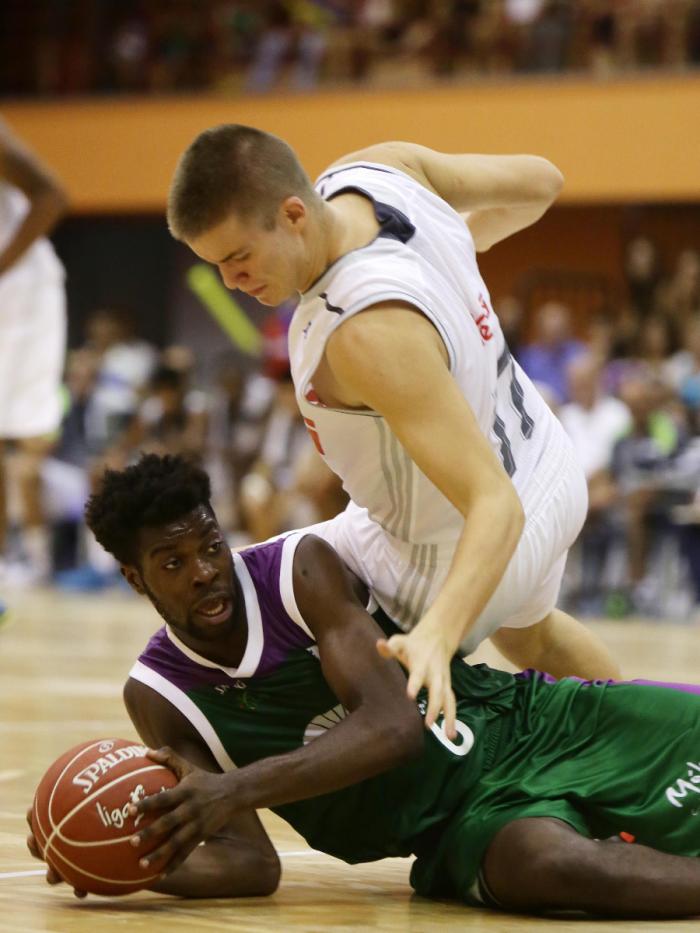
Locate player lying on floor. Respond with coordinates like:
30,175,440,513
27,453,700,917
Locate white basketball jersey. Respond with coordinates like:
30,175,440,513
0,181,64,285
289,162,564,548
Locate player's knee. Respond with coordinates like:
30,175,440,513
482,817,592,911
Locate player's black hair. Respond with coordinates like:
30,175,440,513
85,454,212,566
167,123,319,240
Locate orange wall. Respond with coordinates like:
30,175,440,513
3,72,700,212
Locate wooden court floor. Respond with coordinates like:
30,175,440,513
2,587,700,933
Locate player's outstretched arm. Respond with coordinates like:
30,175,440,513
123,678,281,898
330,141,562,251
483,817,700,918
327,303,525,733
0,120,68,276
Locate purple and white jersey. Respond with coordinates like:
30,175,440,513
128,532,318,771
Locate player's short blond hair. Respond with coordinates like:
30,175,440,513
167,124,318,240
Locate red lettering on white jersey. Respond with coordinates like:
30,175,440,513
303,417,325,455
474,293,494,342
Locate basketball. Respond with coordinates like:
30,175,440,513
31,737,178,896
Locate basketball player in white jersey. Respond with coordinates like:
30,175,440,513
166,126,620,734
0,120,68,585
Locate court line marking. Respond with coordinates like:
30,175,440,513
0,770,24,784
0,851,327,880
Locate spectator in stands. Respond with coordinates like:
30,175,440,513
496,295,525,361
205,358,277,537
583,0,619,75
560,354,632,485
523,0,573,73
82,307,157,455
104,363,209,468
239,372,344,543
633,314,678,390
107,6,151,93
610,373,684,614
657,248,700,328
558,354,631,613
245,0,331,92
623,235,662,320
687,0,700,64
42,349,98,573
518,300,586,404
671,314,700,422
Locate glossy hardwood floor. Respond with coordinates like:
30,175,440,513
1,586,700,932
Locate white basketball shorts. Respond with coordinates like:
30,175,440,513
0,271,66,438
307,432,588,656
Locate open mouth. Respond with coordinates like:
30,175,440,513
194,595,232,625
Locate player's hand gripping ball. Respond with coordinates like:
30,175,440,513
30,737,177,896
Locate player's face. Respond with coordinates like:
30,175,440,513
130,506,240,644
188,198,309,307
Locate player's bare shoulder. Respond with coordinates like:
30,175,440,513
325,142,437,194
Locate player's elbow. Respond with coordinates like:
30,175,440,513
221,848,281,898
383,711,425,767
532,158,563,206
249,850,282,896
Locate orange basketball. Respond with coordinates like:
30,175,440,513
31,737,178,896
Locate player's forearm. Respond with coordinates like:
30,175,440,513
149,836,280,898
420,152,562,215
430,487,524,653
0,186,68,275
219,707,423,813
464,202,553,252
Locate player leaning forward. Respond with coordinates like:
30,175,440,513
169,126,619,724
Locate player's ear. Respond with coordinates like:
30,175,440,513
281,196,306,229
121,565,145,595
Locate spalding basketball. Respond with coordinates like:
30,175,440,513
31,737,178,896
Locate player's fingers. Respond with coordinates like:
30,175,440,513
25,807,33,830
130,807,182,847
73,888,88,899
46,866,63,885
139,825,199,871
424,674,445,729
146,746,190,780
379,634,406,662
376,638,395,660
26,833,41,860
129,786,182,818
443,687,457,740
406,663,427,699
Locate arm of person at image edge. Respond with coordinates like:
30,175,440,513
0,120,69,276
125,535,425,880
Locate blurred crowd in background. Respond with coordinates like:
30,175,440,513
3,0,700,98
1,1,699,626
2,232,699,624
